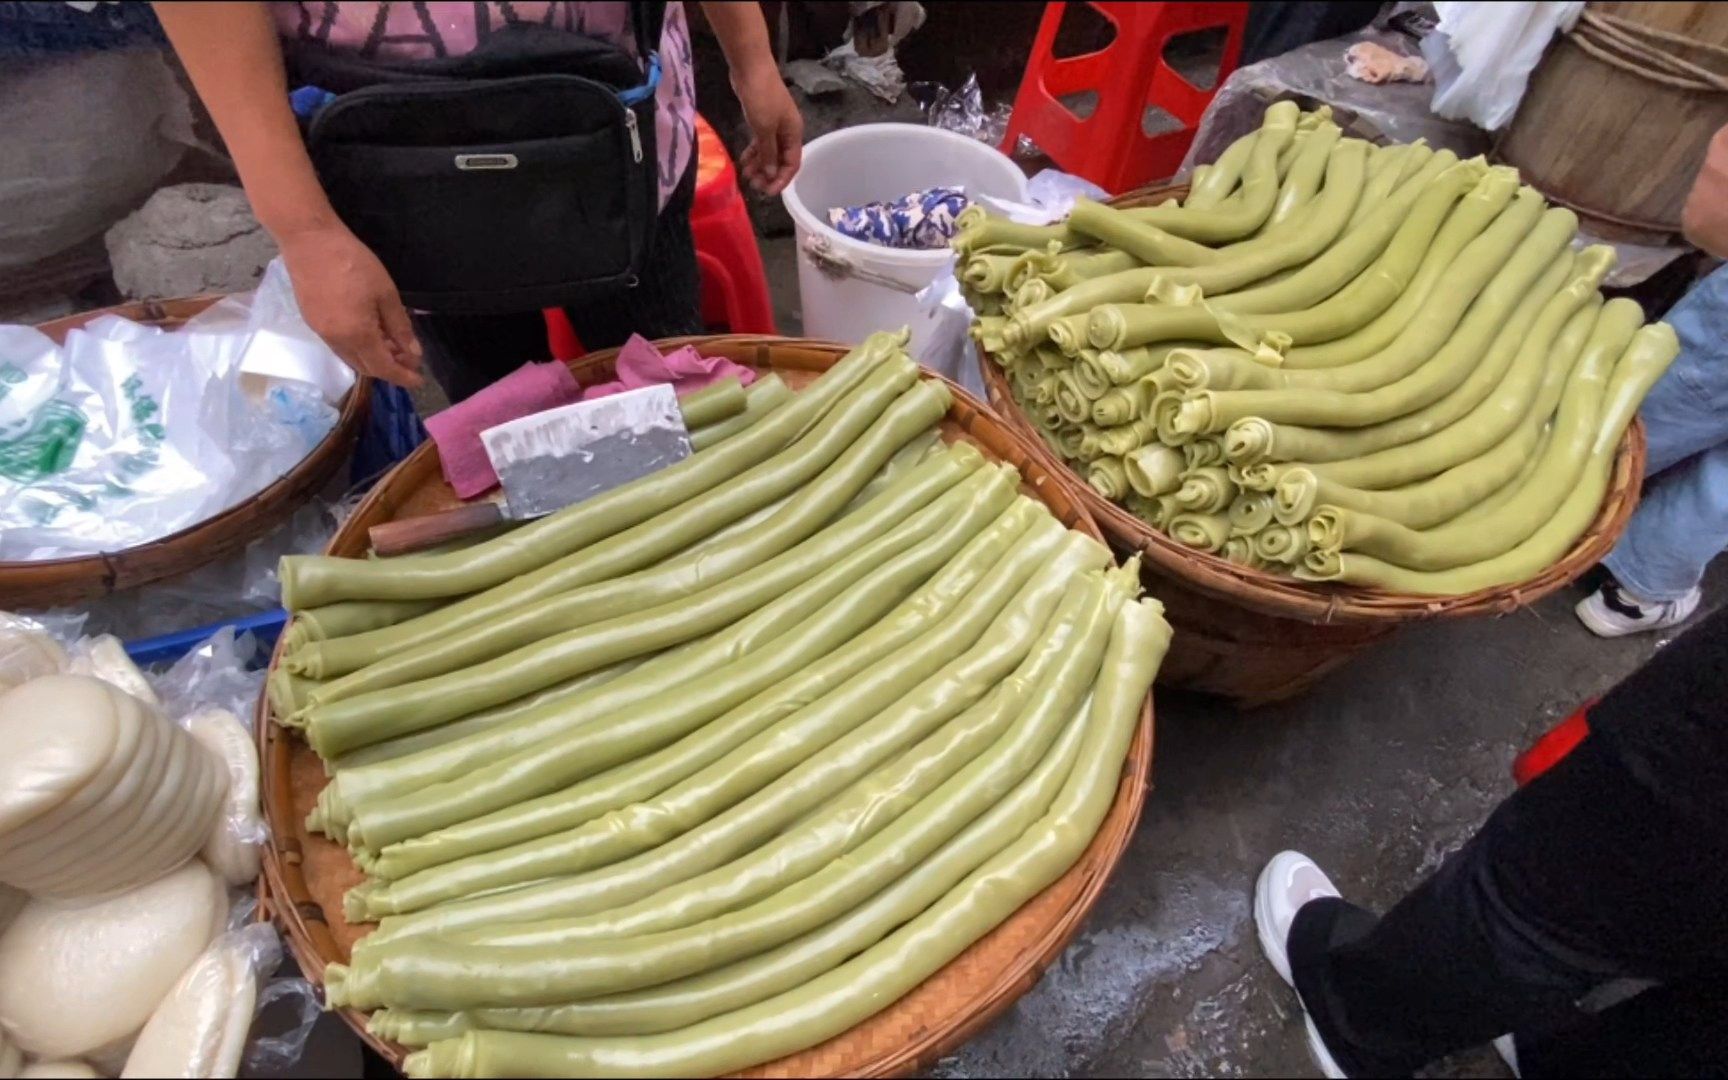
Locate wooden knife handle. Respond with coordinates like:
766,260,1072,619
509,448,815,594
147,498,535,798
368,502,507,557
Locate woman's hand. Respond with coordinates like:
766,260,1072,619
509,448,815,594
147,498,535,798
278,225,425,389
733,63,803,196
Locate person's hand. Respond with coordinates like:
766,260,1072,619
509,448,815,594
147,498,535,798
732,64,803,196
278,224,424,388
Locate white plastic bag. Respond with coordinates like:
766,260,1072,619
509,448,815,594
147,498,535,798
121,923,284,1079
974,168,1111,226
912,269,989,401
184,707,264,888
918,167,1106,399
0,614,67,693
0,259,351,562
1424,1,1584,131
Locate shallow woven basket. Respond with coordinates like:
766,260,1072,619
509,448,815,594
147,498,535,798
975,182,1649,701
3,296,370,609
258,335,1155,1078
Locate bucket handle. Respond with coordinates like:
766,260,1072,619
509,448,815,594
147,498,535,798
800,234,928,296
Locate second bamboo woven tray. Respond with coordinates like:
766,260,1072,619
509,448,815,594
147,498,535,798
259,334,1155,1078
4,297,369,609
967,179,1648,703
979,351,1648,626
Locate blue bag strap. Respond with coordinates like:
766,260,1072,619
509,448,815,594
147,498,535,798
619,53,662,105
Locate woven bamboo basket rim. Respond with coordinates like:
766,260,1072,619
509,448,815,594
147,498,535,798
980,356,1645,625
971,180,1650,625
257,334,1155,1078
2,295,370,609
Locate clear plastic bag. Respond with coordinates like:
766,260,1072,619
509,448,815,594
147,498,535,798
119,922,313,1079
913,73,1013,146
0,611,72,691
0,259,352,562
65,495,340,643
64,634,160,708
150,626,266,727
974,168,1111,226
244,976,322,1075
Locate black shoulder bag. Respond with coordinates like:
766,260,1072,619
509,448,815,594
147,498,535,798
289,2,665,314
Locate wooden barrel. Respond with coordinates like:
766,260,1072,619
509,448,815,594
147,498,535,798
1496,2,1728,241
1,297,369,609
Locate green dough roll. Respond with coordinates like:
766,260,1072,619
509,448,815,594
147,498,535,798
1275,167,1522,371
289,360,921,681
279,330,904,608
676,377,746,430
338,467,1026,854
299,380,952,708
1301,323,1678,593
311,444,998,834
1273,300,1601,531
333,567,1132,1013
356,531,1112,945
361,495,1047,883
1308,299,1645,570
688,374,793,451
399,597,1169,1079
346,486,1037,894
1176,204,1576,434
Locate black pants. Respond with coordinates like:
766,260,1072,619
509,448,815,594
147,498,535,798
412,164,703,403
1289,605,1728,1078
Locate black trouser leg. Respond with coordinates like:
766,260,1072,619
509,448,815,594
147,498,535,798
1516,976,1728,1077
412,309,554,404
411,163,703,403
1286,610,1728,1077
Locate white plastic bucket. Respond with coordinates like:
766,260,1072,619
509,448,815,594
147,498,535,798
782,124,1029,363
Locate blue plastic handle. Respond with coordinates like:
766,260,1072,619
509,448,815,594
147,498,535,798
123,608,290,668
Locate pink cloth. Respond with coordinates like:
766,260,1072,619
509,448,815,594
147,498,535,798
582,334,757,401
425,361,584,497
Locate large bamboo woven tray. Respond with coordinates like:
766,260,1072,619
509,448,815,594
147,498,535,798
4,297,370,609
258,335,1155,1078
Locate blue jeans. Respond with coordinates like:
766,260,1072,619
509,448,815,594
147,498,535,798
1603,263,1728,601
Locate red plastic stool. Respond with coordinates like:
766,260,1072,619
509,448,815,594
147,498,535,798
1000,2,1249,194
1512,703,1593,787
690,114,776,337
546,115,774,360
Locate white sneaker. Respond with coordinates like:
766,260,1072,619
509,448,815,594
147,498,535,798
1255,851,1348,1079
1255,850,1342,986
1494,1034,1520,1077
1576,581,1702,638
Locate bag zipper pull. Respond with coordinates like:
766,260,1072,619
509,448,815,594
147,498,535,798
624,108,643,164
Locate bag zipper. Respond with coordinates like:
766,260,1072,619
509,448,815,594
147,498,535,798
624,107,643,163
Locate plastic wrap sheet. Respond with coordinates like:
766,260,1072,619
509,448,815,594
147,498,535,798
65,496,341,643
0,259,352,562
